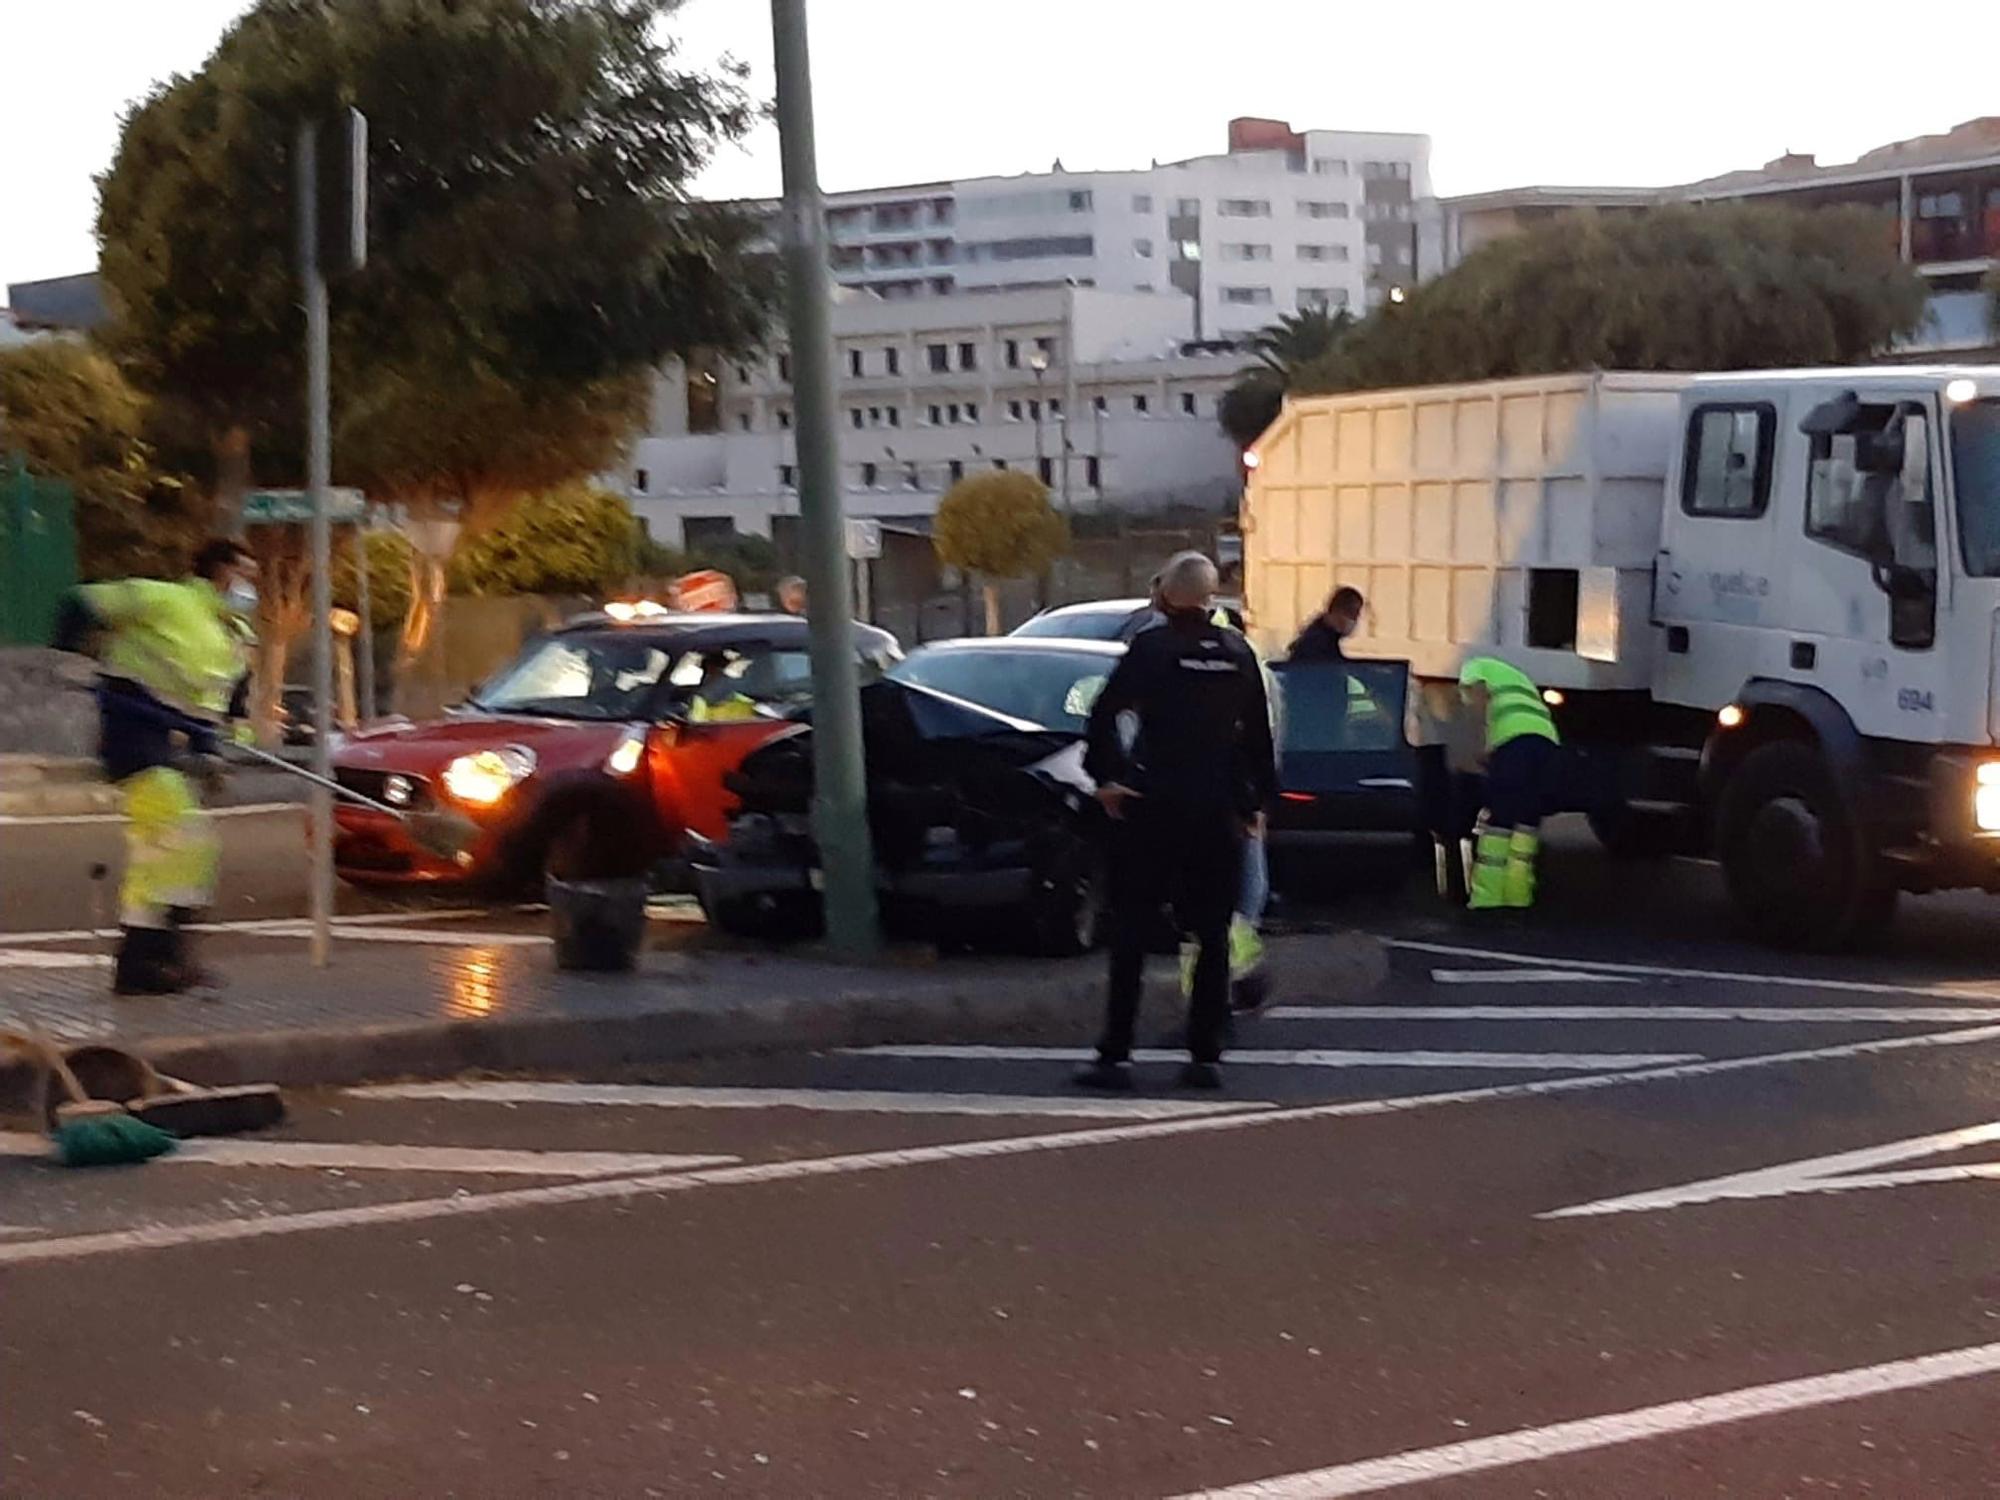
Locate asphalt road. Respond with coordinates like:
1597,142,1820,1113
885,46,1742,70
8,929,2000,1494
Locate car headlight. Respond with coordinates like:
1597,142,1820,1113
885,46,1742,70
441,745,536,807
1976,763,2000,833
605,730,645,778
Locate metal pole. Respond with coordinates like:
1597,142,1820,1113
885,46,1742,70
1060,285,1078,513
297,122,335,968
771,0,879,957
354,515,376,724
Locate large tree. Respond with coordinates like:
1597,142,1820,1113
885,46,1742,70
449,483,639,597
1217,306,1354,449
933,471,1069,634
0,341,204,578
1295,202,1928,396
96,0,774,699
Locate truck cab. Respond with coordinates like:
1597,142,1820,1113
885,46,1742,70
1657,370,2000,942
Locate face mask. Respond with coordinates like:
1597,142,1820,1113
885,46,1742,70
224,580,259,615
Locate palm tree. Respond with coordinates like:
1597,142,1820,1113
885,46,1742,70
1219,307,1355,448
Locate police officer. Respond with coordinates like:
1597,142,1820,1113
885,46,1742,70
1458,655,1560,912
1077,552,1276,1091
54,538,257,994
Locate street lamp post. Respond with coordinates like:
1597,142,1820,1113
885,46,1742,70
1027,349,1048,479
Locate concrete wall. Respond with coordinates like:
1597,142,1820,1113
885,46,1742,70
0,649,95,755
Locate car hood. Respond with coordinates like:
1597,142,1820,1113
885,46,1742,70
332,712,632,776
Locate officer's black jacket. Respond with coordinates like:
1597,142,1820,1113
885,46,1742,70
1083,611,1276,818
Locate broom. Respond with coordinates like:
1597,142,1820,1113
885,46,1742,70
0,1027,175,1167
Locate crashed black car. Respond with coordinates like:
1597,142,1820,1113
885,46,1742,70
687,678,1105,953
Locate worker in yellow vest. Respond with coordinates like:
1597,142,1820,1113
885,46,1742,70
1458,656,1560,912
54,538,257,993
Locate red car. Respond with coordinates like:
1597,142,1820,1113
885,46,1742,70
331,610,901,891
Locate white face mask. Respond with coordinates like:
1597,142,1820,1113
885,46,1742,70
224,580,259,615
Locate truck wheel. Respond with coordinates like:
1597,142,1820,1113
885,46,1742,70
1715,741,1878,950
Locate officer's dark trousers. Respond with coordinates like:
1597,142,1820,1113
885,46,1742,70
1099,802,1242,1065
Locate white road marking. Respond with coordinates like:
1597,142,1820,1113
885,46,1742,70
1430,968,1640,986
0,801,298,828
847,1045,1701,1071
0,1133,736,1178
8,1022,2000,1266
0,950,110,969
1266,1004,2000,1025
352,1080,1268,1119
1171,1336,2000,1498
1388,936,2000,1001
1546,1118,2000,1220
0,907,501,947
231,924,546,948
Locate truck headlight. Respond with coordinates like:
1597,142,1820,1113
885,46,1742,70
1976,763,2000,832
441,746,536,807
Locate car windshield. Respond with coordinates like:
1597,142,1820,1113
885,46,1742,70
1952,399,2000,576
890,647,1112,731
1012,608,1148,641
471,633,677,719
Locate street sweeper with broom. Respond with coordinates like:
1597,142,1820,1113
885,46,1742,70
52,536,258,996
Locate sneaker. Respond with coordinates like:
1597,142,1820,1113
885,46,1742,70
1177,1061,1223,1091
1073,1059,1134,1092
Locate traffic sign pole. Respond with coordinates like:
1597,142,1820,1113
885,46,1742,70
297,122,335,968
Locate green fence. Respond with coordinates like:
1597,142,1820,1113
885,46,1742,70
0,458,79,645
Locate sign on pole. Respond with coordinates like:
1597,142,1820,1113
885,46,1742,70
844,518,882,561
242,488,366,525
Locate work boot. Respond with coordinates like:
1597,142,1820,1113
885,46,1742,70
165,907,224,996
1073,1058,1134,1092
113,926,185,996
1177,1061,1223,1091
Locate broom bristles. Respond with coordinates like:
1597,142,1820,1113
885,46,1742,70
54,1112,177,1168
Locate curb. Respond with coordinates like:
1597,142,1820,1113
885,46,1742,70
0,784,122,818
129,931,1391,1090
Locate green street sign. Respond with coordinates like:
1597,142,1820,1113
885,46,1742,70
242,488,366,524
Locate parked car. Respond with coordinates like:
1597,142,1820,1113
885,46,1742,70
689,677,1105,953
1010,595,1247,644
889,637,1122,732
330,610,900,891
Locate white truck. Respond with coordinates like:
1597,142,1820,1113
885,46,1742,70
1243,367,2000,947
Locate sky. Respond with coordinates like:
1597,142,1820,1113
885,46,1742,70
4,0,1998,295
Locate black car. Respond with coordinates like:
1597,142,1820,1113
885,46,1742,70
1265,657,1421,868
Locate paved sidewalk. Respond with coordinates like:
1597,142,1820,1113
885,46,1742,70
0,917,1389,1089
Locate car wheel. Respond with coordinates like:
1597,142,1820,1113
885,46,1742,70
1716,740,1883,951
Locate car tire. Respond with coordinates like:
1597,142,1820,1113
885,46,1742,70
1716,740,1884,951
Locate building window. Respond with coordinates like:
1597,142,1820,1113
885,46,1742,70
848,349,864,377
886,407,900,428
1222,286,1273,305
884,346,900,376
1174,197,1201,217
1092,394,1108,414
927,343,950,373
1298,243,1350,262
1035,335,1055,359
927,403,943,425
1299,200,1349,219
1223,243,1272,261
1313,157,1348,176
905,462,921,490
994,458,1009,470
777,408,792,430
1180,392,1198,416
1367,242,1384,267
964,402,980,423
1134,237,1154,258
1008,399,1024,421
1297,286,1347,311
1218,199,1271,218
947,402,961,423
736,365,751,384
1173,238,1202,261
957,341,977,371
1067,189,1092,212
850,408,865,430
1683,404,1775,518
1023,399,1038,421
860,461,878,489
948,459,964,483
633,468,650,492
1038,456,1054,485
777,353,792,382
1087,455,1102,491
1004,338,1021,368
1392,161,1411,180
1133,394,1150,415
737,412,752,432
1048,398,1062,416
779,464,796,489
1132,193,1153,213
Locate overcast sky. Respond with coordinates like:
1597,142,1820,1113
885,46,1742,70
5,0,1997,294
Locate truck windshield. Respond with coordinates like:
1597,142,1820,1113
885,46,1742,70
1953,399,2000,576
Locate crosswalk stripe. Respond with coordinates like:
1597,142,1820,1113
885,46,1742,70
1431,968,1640,986
351,1081,1269,1119
1267,1005,2000,1024
845,1045,1701,1071
0,1133,736,1178
0,950,108,969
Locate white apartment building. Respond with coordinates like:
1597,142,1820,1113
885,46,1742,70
758,117,1432,339
626,285,1256,549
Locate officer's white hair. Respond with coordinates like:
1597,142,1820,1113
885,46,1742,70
1157,551,1218,610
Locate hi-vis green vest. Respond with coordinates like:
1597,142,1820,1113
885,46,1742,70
77,578,247,720
1458,656,1559,750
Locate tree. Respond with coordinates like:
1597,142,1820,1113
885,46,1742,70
333,528,415,635
933,471,1070,634
1217,307,1352,448
95,0,775,695
1294,203,1928,396
448,484,639,597
638,530,781,595
0,341,204,578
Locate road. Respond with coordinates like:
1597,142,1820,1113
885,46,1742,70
8,927,2000,1492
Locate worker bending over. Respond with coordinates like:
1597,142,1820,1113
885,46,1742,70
1458,655,1559,912
54,538,257,994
